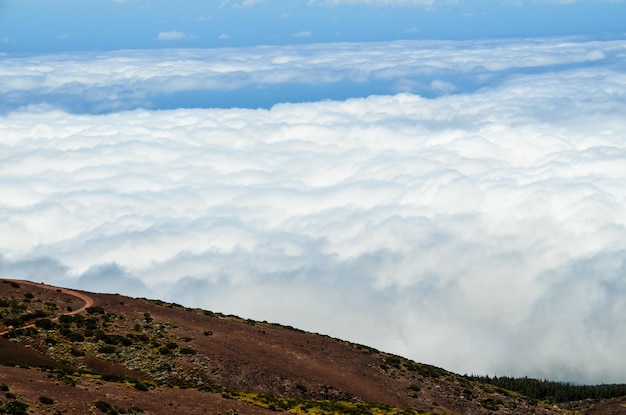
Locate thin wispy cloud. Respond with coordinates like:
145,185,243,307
293,31,313,38
1,38,626,383
221,0,265,8
309,0,435,5
312,0,621,4
157,31,194,41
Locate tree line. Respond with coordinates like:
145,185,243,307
471,375,626,403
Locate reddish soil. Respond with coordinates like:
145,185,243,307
0,365,279,415
0,280,93,336
0,279,612,415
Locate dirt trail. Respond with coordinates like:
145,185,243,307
0,280,95,335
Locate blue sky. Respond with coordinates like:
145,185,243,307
1,0,626,52
1,0,626,384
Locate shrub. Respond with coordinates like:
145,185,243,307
480,398,500,411
179,347,197,355
35,319,57,330
39,396,54,404
93,400,116,413
384,356,402,369
70,348,86,357
128,333,149,343
24,293,34,299
44,337,58,345
4,400,29,415
3,317,22,327
86,306,105,315
85,317,99,330
134,382,149,392
98,345,117,354
0,383,8,391
67,332,85,342
158,346,171,355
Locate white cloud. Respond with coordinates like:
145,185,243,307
157,31,191,41
308,0,435,5
0,37,620,113
221,0,265,8
1,38,626,384
293,31,313,38
311,0,622,3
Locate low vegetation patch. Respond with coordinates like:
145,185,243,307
220,390,435,415
93,400,144,414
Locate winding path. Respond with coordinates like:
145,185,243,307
0,280,95,335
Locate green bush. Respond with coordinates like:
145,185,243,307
35,318,57,330
93,400,116,414
70,348,86,357
158,346,171,355
86,306,105,315
3,400,29,415
382,356,402,370
98,345,117,354
39,396,54,404
67,332,85,342
133,382,149,392
3,317,22,327
44,337,58,345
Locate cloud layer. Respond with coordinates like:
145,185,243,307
1,38,626,384
0,37,621,112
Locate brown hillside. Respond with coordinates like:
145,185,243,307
1,279,573,415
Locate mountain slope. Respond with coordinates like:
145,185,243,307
1,279,570,414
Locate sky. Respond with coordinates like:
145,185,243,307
1,0,626,385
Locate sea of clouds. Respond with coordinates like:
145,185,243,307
1,37,626,383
